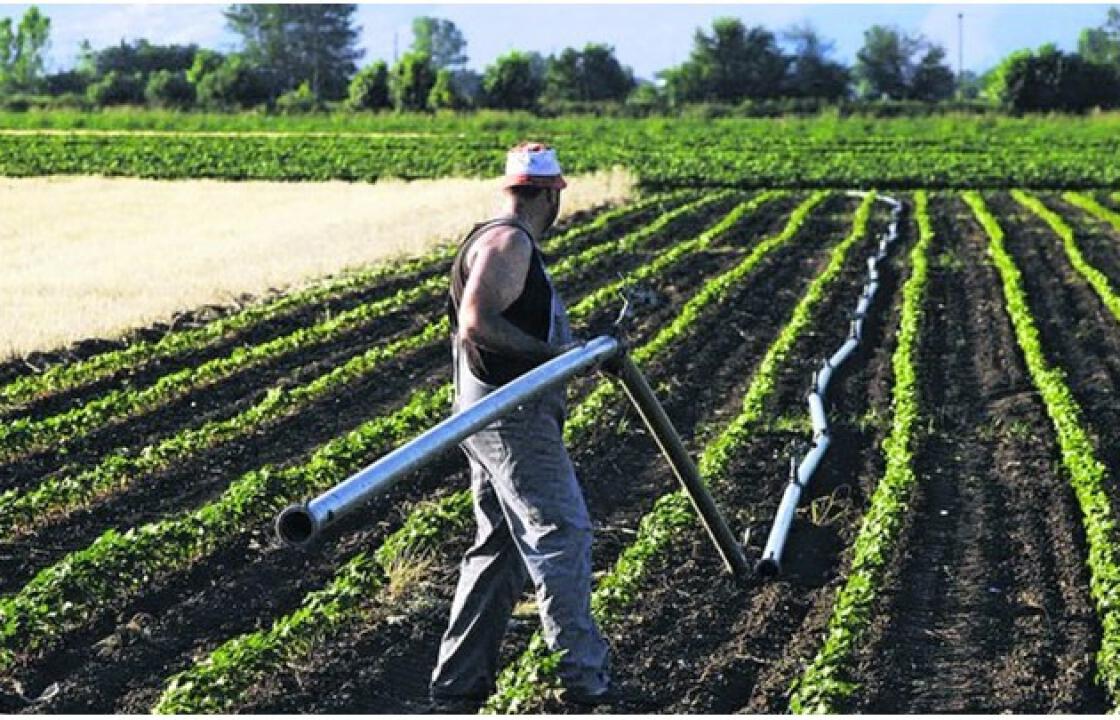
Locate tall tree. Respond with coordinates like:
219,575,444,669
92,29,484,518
544,43,634,102
348,60,390,110
854,25,913,99
0,6,51,93
659,18,788,104
999,45,1119,112
1079,7,1120,66
781,22,850,100
482,50,543,110
854,25,954,101
391,51,436,111
410,17,467,70
224,4,362,99
82,39,196,79
910,45,956,101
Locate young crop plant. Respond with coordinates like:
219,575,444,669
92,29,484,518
0,321,449,540
0,193,699,539
787,191,931,713
963,191,1120,710
486,190,866,714
0,193,762,678
0,274,447,461
566,191,831,435
0,192,706,462
150,193,797,714
1012,190,1120,326
6,119,1120,188
1062,191,1120,234
0,190,687,413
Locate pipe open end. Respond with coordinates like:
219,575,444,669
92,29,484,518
755,556,781,579
276,504,318,547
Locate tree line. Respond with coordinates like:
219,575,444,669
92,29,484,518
2,4,1120,115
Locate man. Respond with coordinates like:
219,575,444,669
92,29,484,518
429,143,613,710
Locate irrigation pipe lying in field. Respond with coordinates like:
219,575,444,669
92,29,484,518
756,193,904,577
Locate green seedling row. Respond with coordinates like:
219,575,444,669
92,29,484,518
0,192,697,538
0,191,707,462
0,194,758,678
788,191,931,713
150,194,784,713
1012,191,1120,326
0,321,449,540
0,190,688,412
963,192,1120,709
1063,191,1120,236
4,125,1120,188
566,191,830,435
0,274,447,461
0,246,450,413
486,191,868,713
569,190,788,318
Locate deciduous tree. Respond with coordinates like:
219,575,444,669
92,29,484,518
410,17,467,70
781,22,850,100
391,51,436,111
482,50,543,110
224,4,362,100
659,18,788,104
544,43,634,102
0,6,51,93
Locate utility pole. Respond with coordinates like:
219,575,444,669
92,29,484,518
958,12,964,99
393,29,399,63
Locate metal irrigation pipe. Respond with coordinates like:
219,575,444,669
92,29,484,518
276,335,750,578
756,194,903,577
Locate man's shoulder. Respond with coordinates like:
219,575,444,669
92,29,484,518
471,222,534,258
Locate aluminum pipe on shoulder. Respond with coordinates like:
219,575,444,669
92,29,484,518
276,336,622,547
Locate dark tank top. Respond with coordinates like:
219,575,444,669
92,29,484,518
448,217,554,386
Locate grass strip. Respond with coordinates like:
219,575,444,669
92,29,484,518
0,191,688,412
485,190,859,713
0,192,753,677
0,192,712,462
962,191,1120,709
1013,190,1120,326
787,191,930,713
148,192,793,714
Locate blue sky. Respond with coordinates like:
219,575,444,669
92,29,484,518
0,4,1114,81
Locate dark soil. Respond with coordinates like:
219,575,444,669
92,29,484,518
224,193,867,714
1045,193,1120,295
993,193,1120,539
572,195,909,715
0,202,665,492
845,193,1104,713
0,191,795,714
0,196,739,592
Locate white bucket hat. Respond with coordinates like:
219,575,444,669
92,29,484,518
502,142,567,190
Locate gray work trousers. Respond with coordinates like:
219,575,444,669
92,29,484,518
429,369,610,698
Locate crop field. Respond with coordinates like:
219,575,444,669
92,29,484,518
1,115,1120,713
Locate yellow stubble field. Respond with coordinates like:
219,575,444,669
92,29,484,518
0,168,634,359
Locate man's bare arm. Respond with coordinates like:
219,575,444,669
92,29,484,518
458,228,563,362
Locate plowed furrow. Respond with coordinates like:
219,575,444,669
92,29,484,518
846,194,1102,713
235,196,858,714
163,192,846,716
578,199,907,715
6,194,806,713
992,194,1120,522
